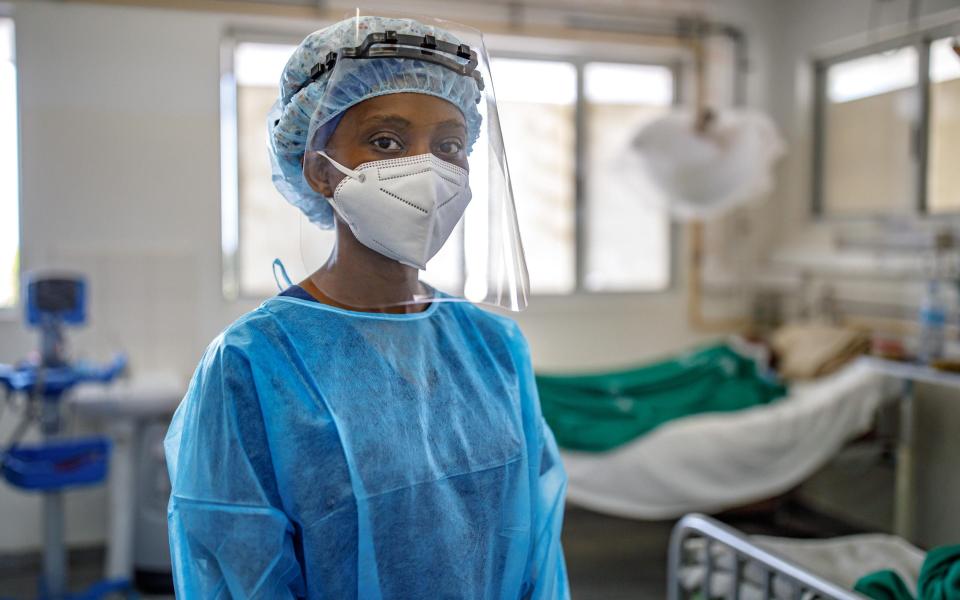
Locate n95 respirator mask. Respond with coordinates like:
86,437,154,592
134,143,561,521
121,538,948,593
315,151,472,270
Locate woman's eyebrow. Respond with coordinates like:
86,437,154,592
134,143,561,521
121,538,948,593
434,119,467,131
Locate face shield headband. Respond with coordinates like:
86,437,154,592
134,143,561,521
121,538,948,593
291,31,485,101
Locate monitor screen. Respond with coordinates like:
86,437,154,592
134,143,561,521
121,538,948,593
26,275,86,325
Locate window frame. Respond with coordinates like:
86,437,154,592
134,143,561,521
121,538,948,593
577,57,683,296
0,12,19,314
220,30,316,302
458,51,684,298
811,20,960,220
220,32,684,300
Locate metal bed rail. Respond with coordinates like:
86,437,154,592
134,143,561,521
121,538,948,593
667,513,867,600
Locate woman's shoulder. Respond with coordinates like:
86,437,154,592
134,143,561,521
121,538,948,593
217,294,333,347
192,303,297,375
183,305,307,419
211,306,278,353
444,301,530,359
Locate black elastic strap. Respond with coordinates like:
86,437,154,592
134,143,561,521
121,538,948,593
293,31,484,100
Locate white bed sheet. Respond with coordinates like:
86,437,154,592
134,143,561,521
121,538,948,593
680,533,924,599
755,534,925,594
561,359,895,519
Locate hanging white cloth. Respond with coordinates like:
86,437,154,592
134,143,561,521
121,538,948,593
618,109,785,220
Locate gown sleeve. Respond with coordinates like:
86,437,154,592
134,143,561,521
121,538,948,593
164,334,305,599
511,325,571,600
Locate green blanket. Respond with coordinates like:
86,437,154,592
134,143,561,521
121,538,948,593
535,343,787,452
855,545,960,600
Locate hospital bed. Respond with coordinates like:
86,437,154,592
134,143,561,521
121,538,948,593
667,513,926,599
560,357,898,521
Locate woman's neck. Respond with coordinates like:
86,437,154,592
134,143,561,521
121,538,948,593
300,220,430,314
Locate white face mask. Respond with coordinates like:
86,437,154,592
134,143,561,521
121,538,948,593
316,151,472,270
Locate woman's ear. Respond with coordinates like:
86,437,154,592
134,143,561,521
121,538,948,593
303,151,335,197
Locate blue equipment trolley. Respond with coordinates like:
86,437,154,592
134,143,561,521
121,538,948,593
0,274,132,600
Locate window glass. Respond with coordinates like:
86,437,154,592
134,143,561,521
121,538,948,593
0,18,17,307
583,62,672,292
490,58,577,295
927,37,960,214
230,42,330,298
821,47,919,216
224,44,673,299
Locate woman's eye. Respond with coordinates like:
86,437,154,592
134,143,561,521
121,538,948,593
371,136,403,151
436,140,463,156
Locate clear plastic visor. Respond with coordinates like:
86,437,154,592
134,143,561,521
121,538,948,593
296,13,528,313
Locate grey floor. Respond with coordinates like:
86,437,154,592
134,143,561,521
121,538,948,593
0,549,172,600
0,444,894,599
563,507,675,599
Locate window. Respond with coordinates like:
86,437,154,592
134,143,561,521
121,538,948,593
0,18,17,308
583,62,673,291
491,58,577,294
814,27,960,218
491,57,675,294
222,40,675,298
927,36,960,214
222,41,328,299
819,47,919,216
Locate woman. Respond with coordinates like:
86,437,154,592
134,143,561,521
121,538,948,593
165,15,568,599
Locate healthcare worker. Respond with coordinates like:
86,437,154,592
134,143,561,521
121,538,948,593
164,12,569,600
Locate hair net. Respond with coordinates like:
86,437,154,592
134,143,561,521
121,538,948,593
268,16,484,229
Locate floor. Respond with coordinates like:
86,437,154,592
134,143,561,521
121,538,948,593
563,507,674,599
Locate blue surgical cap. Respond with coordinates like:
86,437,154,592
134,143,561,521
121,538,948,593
268,16,484,229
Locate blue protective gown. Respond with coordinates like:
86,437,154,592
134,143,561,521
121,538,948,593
164,294,569,599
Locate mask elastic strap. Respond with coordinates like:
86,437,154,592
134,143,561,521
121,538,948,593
272,258,293,292
316,150,366,182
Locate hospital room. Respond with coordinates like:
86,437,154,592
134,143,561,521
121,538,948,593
2,0,960,598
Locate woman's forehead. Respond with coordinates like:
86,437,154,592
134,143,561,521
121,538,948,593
345,93,466,129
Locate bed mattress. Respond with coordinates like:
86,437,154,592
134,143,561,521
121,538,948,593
560,359,895,519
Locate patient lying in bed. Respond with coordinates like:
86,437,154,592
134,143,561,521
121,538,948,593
536,342,786,452
555,353,894,519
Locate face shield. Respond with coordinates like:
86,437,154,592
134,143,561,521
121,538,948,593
290,13,528,312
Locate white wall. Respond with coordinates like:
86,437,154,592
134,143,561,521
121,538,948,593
0,0,783,552
1,0,229,554
767,0,960,548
